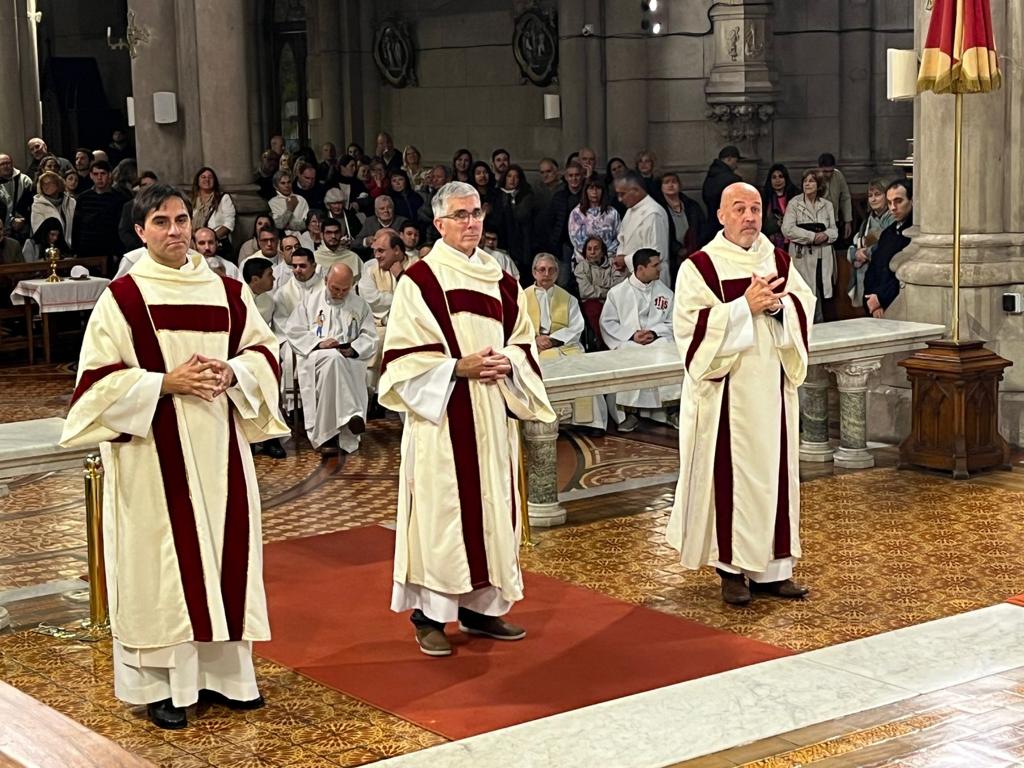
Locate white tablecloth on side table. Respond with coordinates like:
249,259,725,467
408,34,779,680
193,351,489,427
10,277,111,313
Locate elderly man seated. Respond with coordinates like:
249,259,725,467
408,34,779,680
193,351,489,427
285,263,378,455
600,248,680,431
356,195,407,249
524,253,608,431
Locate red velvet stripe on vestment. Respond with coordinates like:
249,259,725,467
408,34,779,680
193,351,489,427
685,252,727,383
405,262,491,589
498,272,520,343
773,249,809,351
241,344,281,381
107,277,214,641
686,308,711,373
380,343,446,375
148,305,229,333
218,275,252,640
721,278,749,303
773,370,792,558
70,362,128,406
514,344,541,378
445,289,503,323
713,378,734,564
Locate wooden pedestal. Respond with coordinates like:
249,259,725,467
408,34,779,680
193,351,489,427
898,340,1012,479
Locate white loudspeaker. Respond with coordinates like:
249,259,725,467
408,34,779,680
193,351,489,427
153,91,178,124
126,96,135,127
307,98,322,121
543,93,560,120
887,49,918,101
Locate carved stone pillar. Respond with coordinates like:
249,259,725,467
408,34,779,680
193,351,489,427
0,0,42,156
523,417,567,528
704,0,777,160
827,357,884,469
799,364,833,462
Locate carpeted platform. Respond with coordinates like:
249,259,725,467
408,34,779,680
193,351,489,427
257,525,792,740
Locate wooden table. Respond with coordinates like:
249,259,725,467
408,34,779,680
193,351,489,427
9,277,110,364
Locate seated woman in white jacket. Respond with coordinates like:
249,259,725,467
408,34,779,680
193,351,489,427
781,169,838,324
30,172,76,246
268,170,309,235
190,166,236,255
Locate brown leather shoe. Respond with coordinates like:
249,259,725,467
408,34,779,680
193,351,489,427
317,437,340,455
750,579,809,599
720,573,752,606
414,626,452,656
458,615,526,641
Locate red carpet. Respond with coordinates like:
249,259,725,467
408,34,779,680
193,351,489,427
257,526,792,739
1008,595,1024,607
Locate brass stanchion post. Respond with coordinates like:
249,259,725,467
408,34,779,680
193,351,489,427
83,454,108,628
517,425,533,548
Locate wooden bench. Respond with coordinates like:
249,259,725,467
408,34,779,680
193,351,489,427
0,418,96,497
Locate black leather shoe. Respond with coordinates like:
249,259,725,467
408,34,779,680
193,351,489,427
199,689,265,710
147,698,187,729
348,416,366,435
261,439,286,459
719,571,752,606
749,579,810,599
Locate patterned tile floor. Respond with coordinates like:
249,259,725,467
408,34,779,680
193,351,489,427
3,363,1024,766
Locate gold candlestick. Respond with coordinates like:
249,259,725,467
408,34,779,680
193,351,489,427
45,245,62,282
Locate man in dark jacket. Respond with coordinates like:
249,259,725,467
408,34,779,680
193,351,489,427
865,179,913,317
701,145,743,242
72,161,127,268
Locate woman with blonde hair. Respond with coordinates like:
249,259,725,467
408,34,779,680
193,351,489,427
31,171,76,246
402,145,429,190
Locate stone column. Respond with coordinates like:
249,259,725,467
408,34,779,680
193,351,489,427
827,357,883,469
799,364,834,462
194,0,254,188
0,0,41,156
602,1,648,155
523,419,567,527
837,0,872,175
16,0,42,143
885,0,1024,444
128,0,183,184
704,0,778,162
312,0,343,148
558,0,606,157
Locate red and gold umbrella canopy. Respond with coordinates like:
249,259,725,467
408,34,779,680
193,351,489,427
917,0,1001,94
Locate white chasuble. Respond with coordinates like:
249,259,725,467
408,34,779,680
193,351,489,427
285,284,378,450
600,275,680,409
666,232,816,574
60,251,288,652
379,241,555,607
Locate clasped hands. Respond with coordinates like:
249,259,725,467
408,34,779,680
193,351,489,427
456,346,511,384
745,273,787,315
161,354,235,402
631,329,657,345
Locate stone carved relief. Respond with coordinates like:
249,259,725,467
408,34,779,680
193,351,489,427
373,20,417,88
705,103,775,142
727,26,741,61
744,23,764,59
512,6,558,86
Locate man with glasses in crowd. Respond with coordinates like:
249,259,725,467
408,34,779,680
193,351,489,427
379,181,555,658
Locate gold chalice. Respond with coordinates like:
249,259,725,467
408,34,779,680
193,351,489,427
45,245,62,283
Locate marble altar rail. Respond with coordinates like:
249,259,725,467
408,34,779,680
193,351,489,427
526,318,946,527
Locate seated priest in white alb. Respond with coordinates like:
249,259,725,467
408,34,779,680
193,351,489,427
272,247,320,411
285,263,378,455
194,226,240,280
242,256,287,460
239,229,292,290
315,217,363,277
482,226,520,280
523,252,608,431
600,248,680,431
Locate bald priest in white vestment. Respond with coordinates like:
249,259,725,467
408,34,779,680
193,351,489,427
523,252,608,431
60,185,288,731
667,182,816,606
600,248,680,431
286,262,378,455
379,181,555,658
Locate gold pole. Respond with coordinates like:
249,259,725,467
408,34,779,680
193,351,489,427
516,425,533,548
83,454,108,628
951,91,963,342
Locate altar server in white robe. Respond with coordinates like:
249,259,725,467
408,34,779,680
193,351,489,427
615,171,671,286
271,247,320,409
666,182,815,606
524,252,608,431
315,217,363,278
286,263,378,454
60,185,288,730
600,248,680,431
360,229,417,388
379,181,555,658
